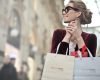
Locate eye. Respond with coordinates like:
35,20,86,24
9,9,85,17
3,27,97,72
65,7,72,13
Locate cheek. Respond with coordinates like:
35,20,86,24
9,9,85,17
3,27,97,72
69,14,77,21
63,12,77,22
69,12,76,18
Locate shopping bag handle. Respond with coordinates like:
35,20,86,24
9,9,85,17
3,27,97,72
77,47,93,58
87,47,93,57
56,42,68,55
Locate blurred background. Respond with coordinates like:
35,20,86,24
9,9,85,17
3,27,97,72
0,0,100,80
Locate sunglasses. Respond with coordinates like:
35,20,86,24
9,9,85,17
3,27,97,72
62,6,79,14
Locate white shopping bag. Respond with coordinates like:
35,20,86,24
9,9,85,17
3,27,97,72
74,48,100,80
41,53,75,80
41,43,75,80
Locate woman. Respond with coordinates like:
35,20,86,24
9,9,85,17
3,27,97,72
51,0,97,57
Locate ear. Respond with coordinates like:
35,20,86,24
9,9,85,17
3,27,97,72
76,11,81,18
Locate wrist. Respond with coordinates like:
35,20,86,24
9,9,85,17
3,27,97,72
76,36,85,49
62,34,71,43
76,36,82,41
62,37,70,43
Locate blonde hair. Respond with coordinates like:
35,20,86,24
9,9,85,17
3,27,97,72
69,0,92,24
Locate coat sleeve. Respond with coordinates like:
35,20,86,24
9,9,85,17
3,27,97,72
87,34,97,57
51,29,69,55
51,30,60,53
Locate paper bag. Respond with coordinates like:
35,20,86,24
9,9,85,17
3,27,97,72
74,49,100,80
41,53,75,80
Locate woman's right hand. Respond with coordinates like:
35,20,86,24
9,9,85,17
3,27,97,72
62,27,72,43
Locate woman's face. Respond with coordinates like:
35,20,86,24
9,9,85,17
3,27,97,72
62,2,80,23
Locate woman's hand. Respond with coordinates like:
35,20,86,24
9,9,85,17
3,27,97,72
62,19,82,43
62,25,72,43
62,30,71,43
66,19,85,49
66,19,82,40
62,20,77,43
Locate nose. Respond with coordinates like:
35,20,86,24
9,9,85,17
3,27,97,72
62,9,66,15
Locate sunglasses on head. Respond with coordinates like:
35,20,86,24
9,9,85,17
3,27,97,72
62,6,79,14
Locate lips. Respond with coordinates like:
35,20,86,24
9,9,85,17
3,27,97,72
63,15,68,18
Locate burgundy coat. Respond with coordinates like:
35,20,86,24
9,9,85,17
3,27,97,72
51,29,97,57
